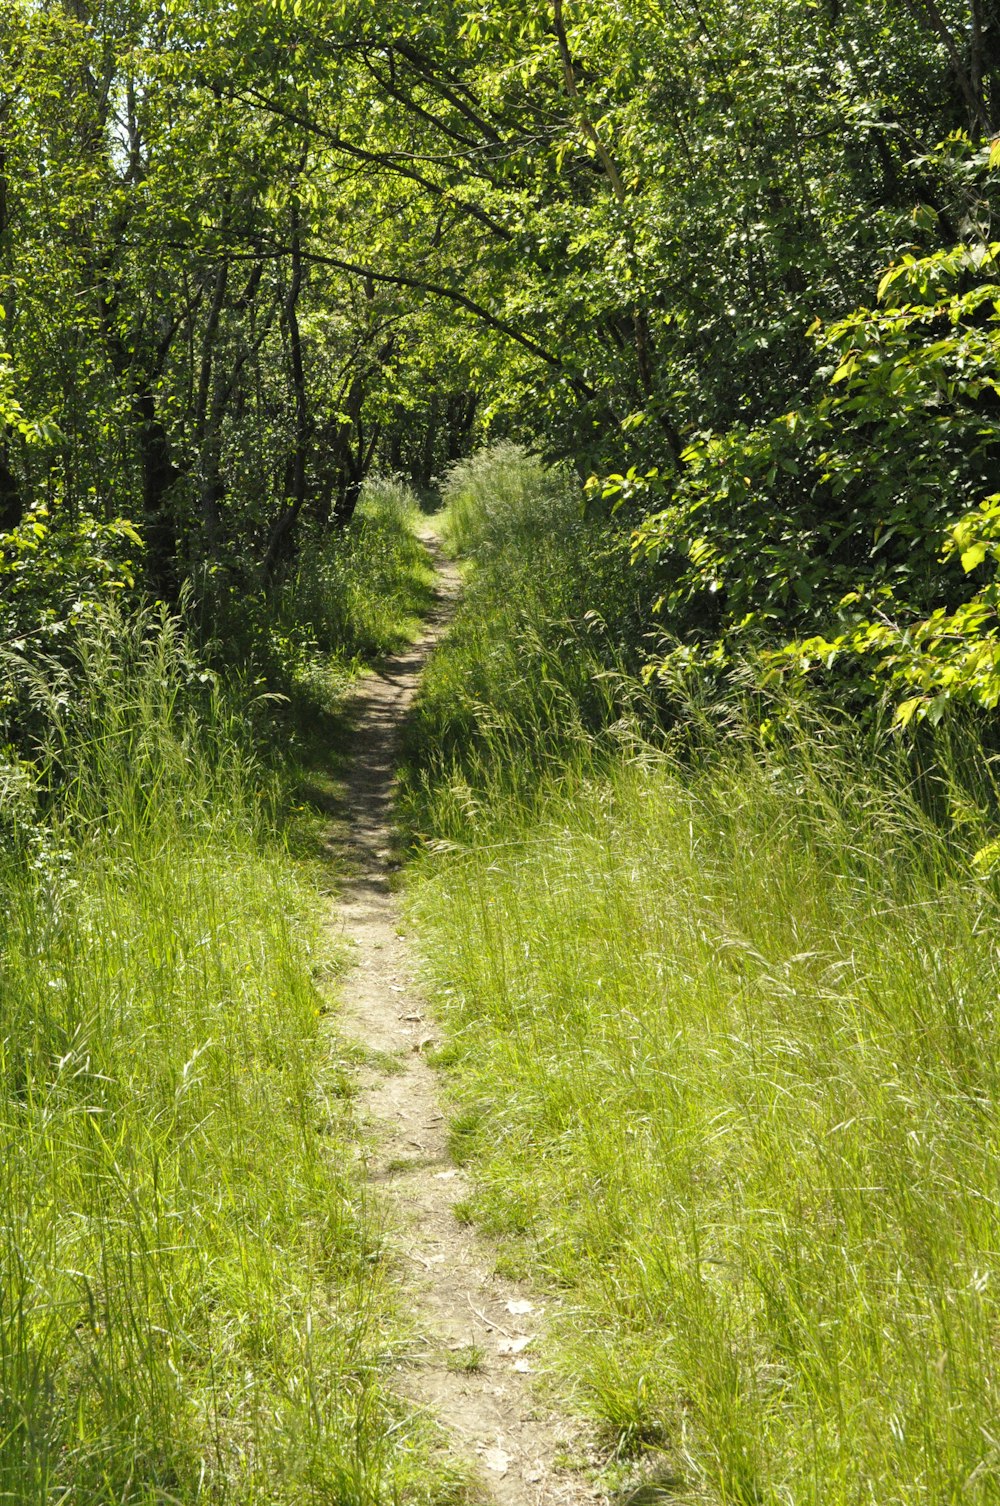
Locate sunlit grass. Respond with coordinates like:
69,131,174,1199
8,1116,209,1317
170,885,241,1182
406,449,1000,1504
411,731,1000,1503
274,477,436,712
399,446,658,834
0,505,461,1504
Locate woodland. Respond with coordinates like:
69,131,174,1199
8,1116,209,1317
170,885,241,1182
3,0,1000,704
4,0,1000,1503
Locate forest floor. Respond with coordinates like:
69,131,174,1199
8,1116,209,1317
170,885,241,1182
325,532,604,1506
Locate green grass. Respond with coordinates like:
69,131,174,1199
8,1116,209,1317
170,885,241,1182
271,478,436,715
436,442,577,560
0,516,464,1503
399,446,659,833
404,448,1000,1504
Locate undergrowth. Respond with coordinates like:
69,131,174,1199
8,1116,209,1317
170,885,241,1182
400,444,659,831
273,478,434,713
207,477,435,725
0,496,462,1504
406,446,1000,1504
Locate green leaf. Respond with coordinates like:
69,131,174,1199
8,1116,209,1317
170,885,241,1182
960,542,989,573
830,355,858,384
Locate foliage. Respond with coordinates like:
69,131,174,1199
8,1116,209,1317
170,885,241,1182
0,505,141,636
774,494,1000,727
5,0,996,644
625,167,1000,721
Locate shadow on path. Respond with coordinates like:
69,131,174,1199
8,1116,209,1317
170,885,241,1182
325,531,603,1506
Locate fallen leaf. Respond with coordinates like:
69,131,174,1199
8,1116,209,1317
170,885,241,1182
505,1298,533,1316
497,1335,532,1355
400,1013,423,1022
483,1447,509,1476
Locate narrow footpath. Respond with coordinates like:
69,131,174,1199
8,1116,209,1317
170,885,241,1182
328,532,601,1506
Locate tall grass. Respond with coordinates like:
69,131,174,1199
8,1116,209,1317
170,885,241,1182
401,446,659,832
270,478,435,712
0,597,456,1503
438,442,577,559
192,476,434,727
406,448,1000,1503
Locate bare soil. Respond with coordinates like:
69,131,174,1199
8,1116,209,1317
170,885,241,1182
327,533,604,1505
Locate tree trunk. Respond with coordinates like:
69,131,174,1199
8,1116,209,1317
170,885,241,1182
416,392,439,489
0,438,22,532
135,387,182,599
262,193,311,579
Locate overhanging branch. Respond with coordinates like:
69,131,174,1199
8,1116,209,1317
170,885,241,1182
293,245,598,398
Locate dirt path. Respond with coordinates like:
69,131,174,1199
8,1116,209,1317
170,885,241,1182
328,533,602,1506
